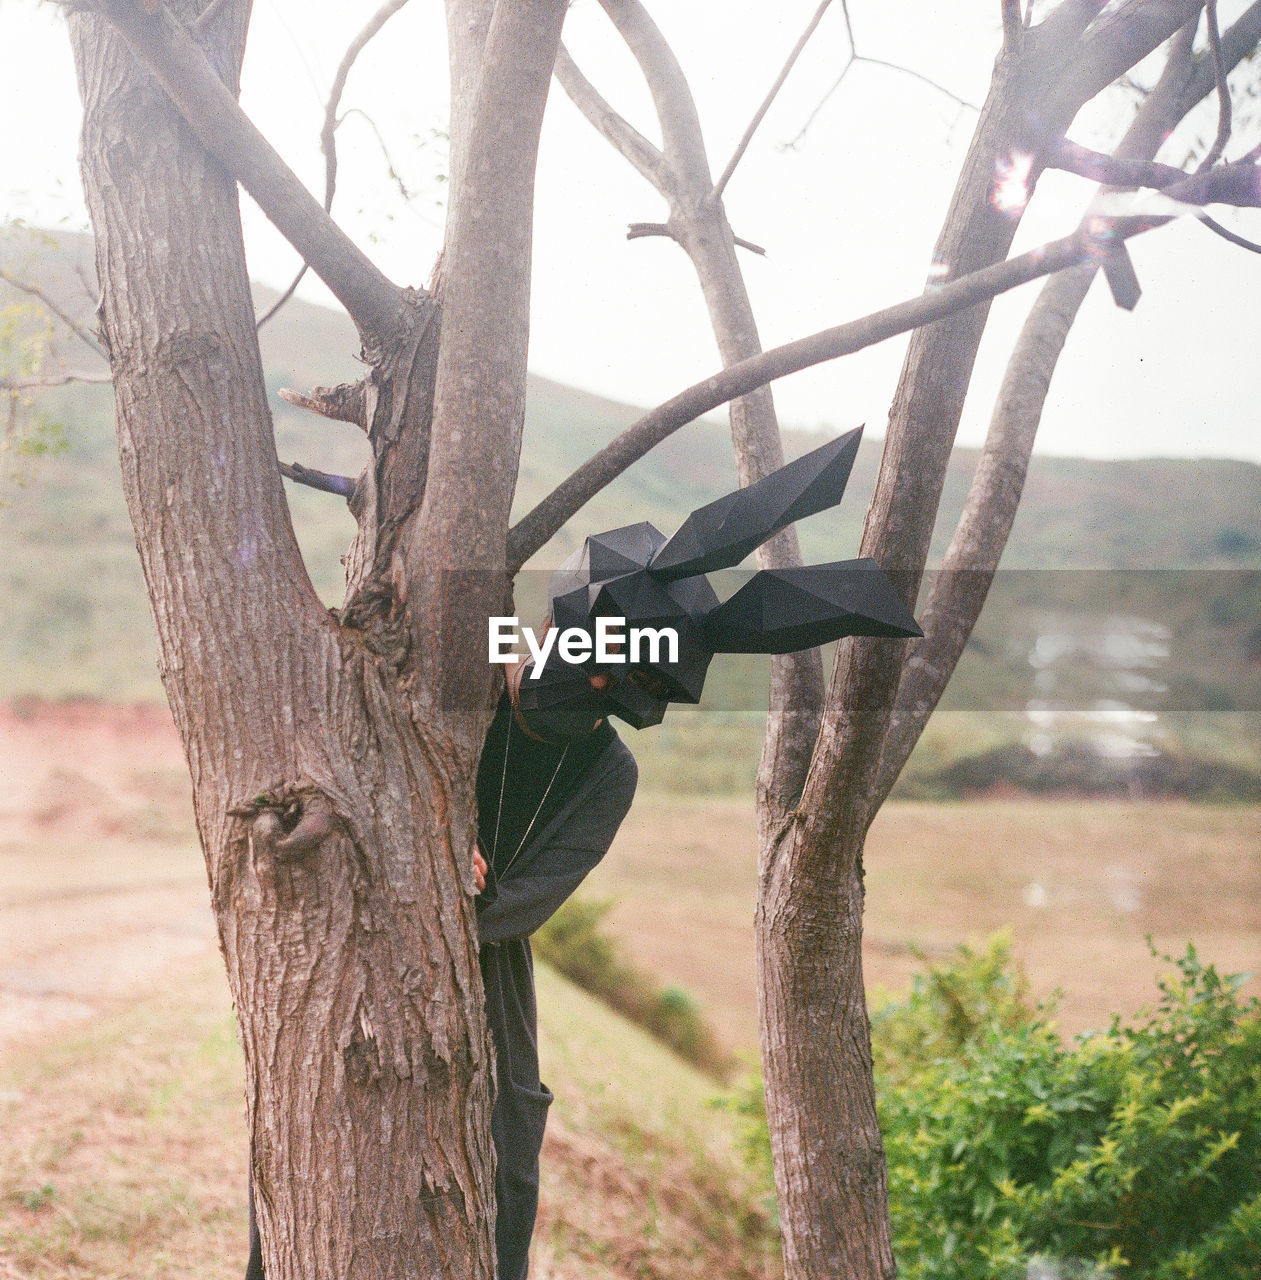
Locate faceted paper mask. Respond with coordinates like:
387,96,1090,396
516,427,922,739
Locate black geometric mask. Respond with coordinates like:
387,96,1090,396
516,427,922,737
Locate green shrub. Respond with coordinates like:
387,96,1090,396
533,897,733,1079
721,940,1261,1279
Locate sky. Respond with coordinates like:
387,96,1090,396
2,0,1259,463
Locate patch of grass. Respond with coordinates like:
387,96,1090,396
534,897,734,1079
0,958,777,1280
0,965,246,1279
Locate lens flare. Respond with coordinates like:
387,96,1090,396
992,152,1032,215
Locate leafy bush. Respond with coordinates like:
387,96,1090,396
722,939,1261,1279
533,897,733,1079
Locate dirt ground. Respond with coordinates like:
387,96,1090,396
0,701,216,1056
2,700,1258,1061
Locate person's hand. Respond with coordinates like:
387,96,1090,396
472,847,488,894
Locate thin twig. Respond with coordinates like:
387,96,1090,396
323,0,411,205
257,0,410,331
340,108,415,201
783,63,853,149
1,370,112,389
253,270,308,329
1197,0,1232,172
0,268,106,357
784,53,981,150
732,233,768,256
1196,211,1261,252
840,0,855,47
278,460,356,497
712,0,834,200
854,55,983,112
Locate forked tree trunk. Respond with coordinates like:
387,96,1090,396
69,9,497,1278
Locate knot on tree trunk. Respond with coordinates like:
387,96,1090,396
335,582,413,672
230,787,343,861
344,996,382,1085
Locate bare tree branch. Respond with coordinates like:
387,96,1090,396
1054,142,1261,202
570,0,826,815
791,0,1219,855
0,267,106,357
258,0,409,337
257,1,411,331
507,213,1170,571
625,221,766,254
596,0,711,181
870,1,1261,801
626,220,676,242
278,382,369,430
1,370,112,389
1197,0,1232,170
254,268,308,331
1197,210,1261,250
279,460,356,497
1050,136,1189,186
554,44,672,192
783,22,983,151
876,51,1193,799
403,0,567,713
712,0,834,200
1003,0,1024,50
323,0,411,204
1062,2,1205,122
90,0,404,343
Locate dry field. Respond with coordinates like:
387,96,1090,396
2,700,1258,1057
591,794,1261,1050
1,699,1259,1277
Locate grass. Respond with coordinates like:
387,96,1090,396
0,961,779,1280
0,965,247,1278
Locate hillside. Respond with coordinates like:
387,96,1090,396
0,962,778,1280
3,228,1260,791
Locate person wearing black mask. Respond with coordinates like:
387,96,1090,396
472,646,638,1280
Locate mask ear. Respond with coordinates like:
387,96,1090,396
702,559,922,653
648,427,863,581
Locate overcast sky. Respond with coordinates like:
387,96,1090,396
3,0,1259,462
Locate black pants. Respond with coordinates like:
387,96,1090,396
489,1075,554,1280
244,1083,551,1280
245,1168,263,1280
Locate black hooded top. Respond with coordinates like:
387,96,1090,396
474,692,637,1280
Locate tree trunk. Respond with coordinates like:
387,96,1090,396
69,9,496,1277
758,825,891,1278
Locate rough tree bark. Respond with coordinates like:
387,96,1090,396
60,0,1261,1276
758,6,1224,1277
549,2,1255,1277
68,0,565,1276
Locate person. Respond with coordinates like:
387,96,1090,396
244,651,636,1280
473,652,637,1280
